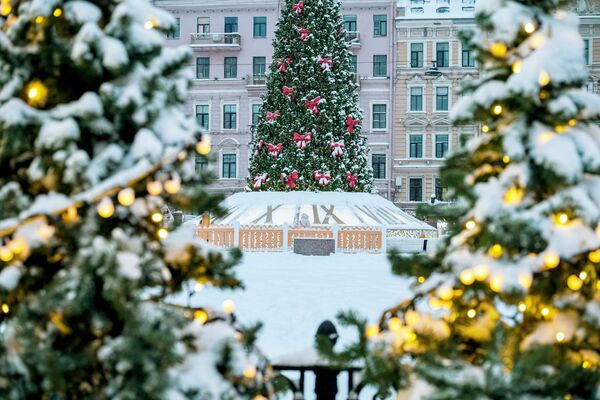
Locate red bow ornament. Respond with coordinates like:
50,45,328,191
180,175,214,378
268,143,283,158
282,86,293,98
256,139,265,151
329,140,346,157
297,27,309,41
313,171,331,187
345,172,358,189
317,56,333,72
253,173,268,189
305,96,321,115
345,115,360,134
293,132,313,149
285,170,299,189
276,57,291,73
265,111,280,122
292,1,304,13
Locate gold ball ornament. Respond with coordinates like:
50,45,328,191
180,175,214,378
25,79,49,108
97,197,115,218
146,180,163,196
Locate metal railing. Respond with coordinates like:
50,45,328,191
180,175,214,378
190,32,241,47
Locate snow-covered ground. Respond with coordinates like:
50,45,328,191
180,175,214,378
179,252,413,399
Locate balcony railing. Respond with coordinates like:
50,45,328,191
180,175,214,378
345,31,360,47
246,74,267,86
190,33,241,50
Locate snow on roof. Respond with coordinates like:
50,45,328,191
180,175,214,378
396,0,477,20
214,192,436,231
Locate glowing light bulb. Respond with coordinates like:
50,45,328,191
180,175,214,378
243,365,257,379
583,360,591,369
579,271,588,280
178,151,187,161
490,42,507,57
1,303,9,313
555,331,565,342
502,155,510,164
529,33,546,49
538,131,555,145
467,309,477,318
512,60,522,74
465,219,477,230
518,272,533,289
492,104,503,115
588,249,600,263
490,275,503,292
474,264,489,281
543,251,560,269
222,299,236,314
0,2,11,16
196,135,212,155
164,178,181,194
538,71,551,86
438,286,454,301
365,323,380,338
25,79,49,107
388,317,402,332
53,8,62,17
151,212,163,223
117,188,135,206
555,124,568,133
97,197,115,218
460,269,475,285
488,244,504,259
482,125,490,133
417,276,425,283
541,307,550,317
62,206,78,223
567,275,583,291
428,297,441,310
35,15,44,24
518,302,527,312
193,282,204,292
524,22,536,34
194,310,208,324
8,237,27,255
144,18,157,29
147,180,163,196
36,223,55,241
0,246,13,262
157,228,168,239
405,310,420,326
568,119,577,127
555,213,569,226
503,186,524,205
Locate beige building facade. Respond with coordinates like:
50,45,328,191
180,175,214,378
392,0,600,212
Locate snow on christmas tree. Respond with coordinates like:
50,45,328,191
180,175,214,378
322,0,600,398
246,0,373,192
0,1,269,398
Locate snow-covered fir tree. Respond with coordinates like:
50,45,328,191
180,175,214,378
0,0,270,398
322,0,600,398
246,0,373,192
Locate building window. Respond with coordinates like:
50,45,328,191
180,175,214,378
195,105,209,130
373,55,387,77
435,87,449,111
460,133,474,148
584,39,590,65
435,178,447,201
436,42,449,67
409,135,423,158
343,15,357,32
196,57,210,79
223,104,237,130
253,56,266,78
254,16,267,37
195,155,208,171
372,154,386,179
224,57,237,78
222,154,236,178
409,178,423,202
166,17,180,39
251,104,262,125
372,104,387,129
350,55,358,74
197,17,210,33
373,15,387,37
462,41,475,67
224,16,238,33
435,134,449,158
411,43,423,68
410,87,423,111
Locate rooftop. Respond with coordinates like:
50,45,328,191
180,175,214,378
395,0,476,19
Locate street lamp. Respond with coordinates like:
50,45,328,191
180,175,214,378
425,61,442,77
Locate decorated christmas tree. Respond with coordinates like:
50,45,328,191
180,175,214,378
0,0,269,398
322,0,600,398
246,0,373,192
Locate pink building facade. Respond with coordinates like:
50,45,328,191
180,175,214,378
154,0,396,198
